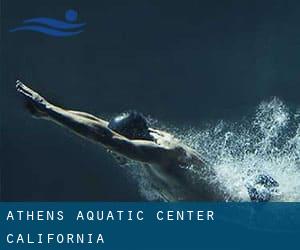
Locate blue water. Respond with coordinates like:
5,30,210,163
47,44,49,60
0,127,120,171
126,98,300,201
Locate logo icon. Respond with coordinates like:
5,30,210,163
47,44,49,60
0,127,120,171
9,9,85,37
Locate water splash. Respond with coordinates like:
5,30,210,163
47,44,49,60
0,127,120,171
124,98,300,201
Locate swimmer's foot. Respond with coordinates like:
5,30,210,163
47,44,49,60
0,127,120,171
246,174,279,202
16,80,49,118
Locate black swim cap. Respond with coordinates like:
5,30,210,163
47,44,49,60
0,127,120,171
108,111,153,140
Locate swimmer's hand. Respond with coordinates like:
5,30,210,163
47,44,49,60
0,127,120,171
16,80,49,118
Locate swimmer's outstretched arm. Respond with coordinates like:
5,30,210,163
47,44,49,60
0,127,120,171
16,81,176,165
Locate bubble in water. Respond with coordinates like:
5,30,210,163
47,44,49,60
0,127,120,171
122,98,300,201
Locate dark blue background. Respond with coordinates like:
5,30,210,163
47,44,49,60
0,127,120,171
1,202,299,249
1,0,300,200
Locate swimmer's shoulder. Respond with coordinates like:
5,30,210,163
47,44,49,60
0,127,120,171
167,143,206,167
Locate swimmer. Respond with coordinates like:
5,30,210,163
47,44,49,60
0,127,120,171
15,80,278,201
246,174,279,202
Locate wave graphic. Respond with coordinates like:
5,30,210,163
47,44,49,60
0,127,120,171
123,98,300,202
23,18,85,29
9,25,84,37
9,9,85,37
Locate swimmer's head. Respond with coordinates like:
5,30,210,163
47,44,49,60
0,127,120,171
108,111,153,141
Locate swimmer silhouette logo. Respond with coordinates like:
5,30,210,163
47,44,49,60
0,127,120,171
9,9,85,37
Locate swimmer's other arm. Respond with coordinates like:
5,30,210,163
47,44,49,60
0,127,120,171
16,81,176,165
